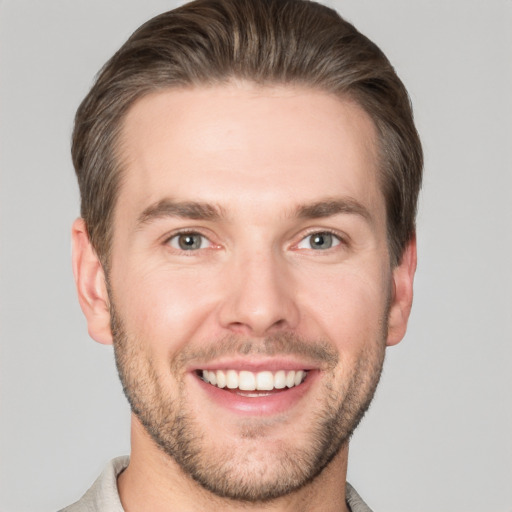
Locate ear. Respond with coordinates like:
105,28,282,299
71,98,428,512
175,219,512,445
386,235,417,346
71,218,113,345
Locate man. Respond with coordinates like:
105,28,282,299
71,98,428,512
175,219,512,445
63,0,422,510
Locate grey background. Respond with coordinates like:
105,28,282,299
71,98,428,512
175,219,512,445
1,1,511,511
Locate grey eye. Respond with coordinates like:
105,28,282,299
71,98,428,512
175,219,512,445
169,233,210,250
297,232,341,250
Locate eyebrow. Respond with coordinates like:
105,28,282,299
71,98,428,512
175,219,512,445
138,199,224,225
296,198,372,223
137,197,372,226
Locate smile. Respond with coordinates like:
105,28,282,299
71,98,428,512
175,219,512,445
200,369,308,391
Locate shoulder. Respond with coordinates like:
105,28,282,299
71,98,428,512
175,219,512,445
58,456,129,512
346,482,374,512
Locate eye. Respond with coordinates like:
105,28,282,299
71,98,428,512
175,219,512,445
297,231,341,251
167,232,211,251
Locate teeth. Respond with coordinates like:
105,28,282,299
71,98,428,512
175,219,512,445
256,371,274,391
286,371,296,388
239,371,256,391
216,370,226,388
226,370,238,389
274,370,286,389
207,371,217,386
201,369,307,391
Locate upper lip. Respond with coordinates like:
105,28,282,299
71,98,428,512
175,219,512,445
188,356,321,373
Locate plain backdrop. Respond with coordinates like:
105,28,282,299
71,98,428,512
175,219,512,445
1,1,511,511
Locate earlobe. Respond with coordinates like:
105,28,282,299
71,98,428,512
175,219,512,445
386,235,417,346
71,218,113,345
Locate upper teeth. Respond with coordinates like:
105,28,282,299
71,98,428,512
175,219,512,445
201,369,307,391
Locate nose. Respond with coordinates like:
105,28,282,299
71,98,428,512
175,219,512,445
217,249,300,337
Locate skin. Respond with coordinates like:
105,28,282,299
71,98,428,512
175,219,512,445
72,82,416,512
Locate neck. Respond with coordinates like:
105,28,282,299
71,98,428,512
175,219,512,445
118,415,350,512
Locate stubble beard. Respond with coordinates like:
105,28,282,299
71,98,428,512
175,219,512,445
110,304,387,503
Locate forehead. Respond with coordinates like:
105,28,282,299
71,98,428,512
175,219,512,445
116,82,382,221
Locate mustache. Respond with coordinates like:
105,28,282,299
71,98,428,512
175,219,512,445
172,332,339,371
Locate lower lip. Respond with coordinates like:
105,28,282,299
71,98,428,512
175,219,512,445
192,371,318,416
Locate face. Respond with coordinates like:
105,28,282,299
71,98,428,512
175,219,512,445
76,83,414,502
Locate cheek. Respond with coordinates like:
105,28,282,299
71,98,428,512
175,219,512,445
111,265,223,354
297,263,391,348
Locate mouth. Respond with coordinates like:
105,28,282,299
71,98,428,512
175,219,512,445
192,364,315,415
198,369,308,395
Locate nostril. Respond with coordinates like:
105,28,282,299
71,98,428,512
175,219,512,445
225,318,290,337
226,322,253,336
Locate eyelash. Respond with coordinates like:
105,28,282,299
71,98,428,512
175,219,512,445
165,230,213,251
295,230,344,251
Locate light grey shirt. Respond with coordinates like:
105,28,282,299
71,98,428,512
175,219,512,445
60,456,373,512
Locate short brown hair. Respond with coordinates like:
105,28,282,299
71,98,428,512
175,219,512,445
72,0,422,267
